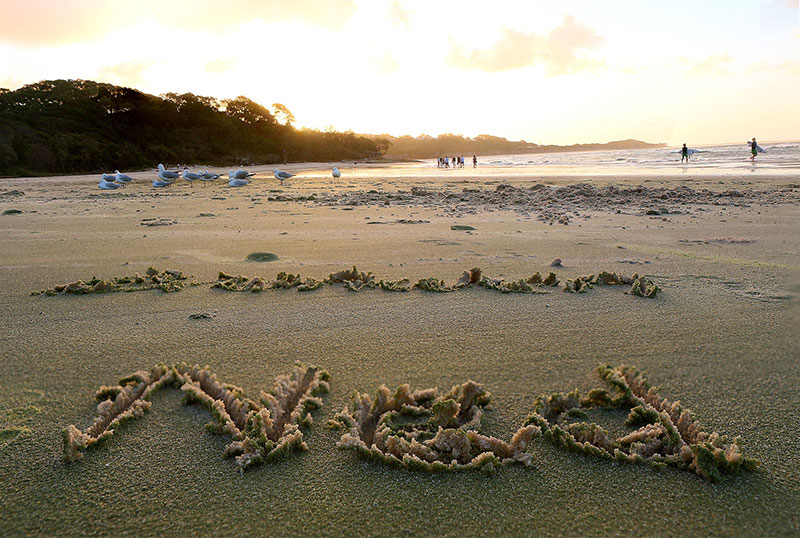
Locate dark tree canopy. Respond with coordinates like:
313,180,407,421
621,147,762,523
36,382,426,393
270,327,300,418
0,79,385,176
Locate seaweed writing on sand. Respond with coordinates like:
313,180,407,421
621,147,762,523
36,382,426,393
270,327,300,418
329,381,540,473
524,365,758,482
32,267,196,295
62,363,330,470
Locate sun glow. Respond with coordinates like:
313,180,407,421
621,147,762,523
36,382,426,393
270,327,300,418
0,0,798,145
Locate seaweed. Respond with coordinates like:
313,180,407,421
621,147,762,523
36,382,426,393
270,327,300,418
32,268,188,295
332,381,540,472
525,365,758,482
631,276,660,298
325,266,375,286
62,363,330,470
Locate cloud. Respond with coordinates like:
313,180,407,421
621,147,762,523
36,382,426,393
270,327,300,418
371,51,399,74
688,52,733,75
204,57,236,74
0,0,358,46
388,0,411,29
446,15,604,75
97,62,153,87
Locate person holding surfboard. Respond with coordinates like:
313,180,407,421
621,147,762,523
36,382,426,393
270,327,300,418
750,138,758,161
681,143,690,163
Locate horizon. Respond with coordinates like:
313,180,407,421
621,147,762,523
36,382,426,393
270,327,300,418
1,1,798,146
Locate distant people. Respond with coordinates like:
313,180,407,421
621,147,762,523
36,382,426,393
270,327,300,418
472,155,477,168
750,137,758,161
681,143,689,163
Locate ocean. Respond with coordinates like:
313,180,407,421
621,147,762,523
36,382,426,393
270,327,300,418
425,142,800,176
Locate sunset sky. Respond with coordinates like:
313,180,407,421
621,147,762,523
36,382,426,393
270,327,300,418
1,0,798,145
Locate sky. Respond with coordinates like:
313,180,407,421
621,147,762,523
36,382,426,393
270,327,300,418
0,0,798,146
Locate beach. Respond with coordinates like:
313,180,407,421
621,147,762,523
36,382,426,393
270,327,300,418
1,161,799,536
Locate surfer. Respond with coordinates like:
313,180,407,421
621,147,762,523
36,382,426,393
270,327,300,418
750,138,758,161
681,143,689,163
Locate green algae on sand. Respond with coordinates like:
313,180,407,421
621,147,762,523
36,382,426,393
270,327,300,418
62,363,330,470
31,267,188,295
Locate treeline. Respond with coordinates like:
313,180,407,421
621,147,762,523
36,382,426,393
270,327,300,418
0,80,387,176
370,133,665,160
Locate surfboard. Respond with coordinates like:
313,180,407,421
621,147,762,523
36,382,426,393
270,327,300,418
676,149,699,155
747,142,766,153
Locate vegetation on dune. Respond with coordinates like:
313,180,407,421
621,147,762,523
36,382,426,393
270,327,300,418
0,79,386,176
525,365,758,482
329,381,540,473
62,363,330,470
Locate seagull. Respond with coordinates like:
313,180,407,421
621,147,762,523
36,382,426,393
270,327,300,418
273,169,294,185
230,168,254,180
182,168,202,188
101,173,116,182
157,164,180,182
152,179,171,188
228,177,249,187
198,171,218,187
98,180,123,190
332,167,340,179
115,170,135,184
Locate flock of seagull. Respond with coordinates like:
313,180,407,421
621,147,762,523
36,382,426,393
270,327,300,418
97,164,342,190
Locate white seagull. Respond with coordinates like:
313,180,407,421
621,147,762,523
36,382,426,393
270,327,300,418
98,180,123,190
101,173,116,182
200,170,220,179
115,170,135,184
332,167,341,179
157,164,180,182
182,168,202,188
273,169,295,184
152,179,171,188
228,177,249,187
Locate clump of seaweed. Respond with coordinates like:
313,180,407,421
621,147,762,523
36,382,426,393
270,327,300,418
325,266,375,287
378,278,412,291
331,381,540,472
525,365,758,482
563,276,593,293
413,277,457,292
631,276,661,297
62,363,330,470
32,268,187,296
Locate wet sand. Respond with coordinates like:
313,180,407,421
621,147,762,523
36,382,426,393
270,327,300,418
1,163,798,535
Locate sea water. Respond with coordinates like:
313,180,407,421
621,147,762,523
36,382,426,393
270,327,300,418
425,142,800,176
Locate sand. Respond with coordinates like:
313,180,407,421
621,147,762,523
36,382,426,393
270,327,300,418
0,162,798,536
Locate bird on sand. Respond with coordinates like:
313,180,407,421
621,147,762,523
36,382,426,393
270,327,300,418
182,168,202,188
98,179,123,190
273,169,295,184
229,168,255,180
332,167,341,179
228,177,249,187
101,173,116,182
157,164,180,182
152,179,171,188
115,170,134,184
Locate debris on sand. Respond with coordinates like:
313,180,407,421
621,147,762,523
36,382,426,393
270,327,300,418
32,268,187,295
62,363,330,470
189,311,217,320
524,365,758,482
246,252,279,262
331,381,539,473
140,218,177,226
451,225,476,231
550,259,563,267
2,209,23,215
630,276,660,297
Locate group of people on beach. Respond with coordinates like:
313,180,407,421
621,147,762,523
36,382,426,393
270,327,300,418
437,155,478,168
680,138,761,163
